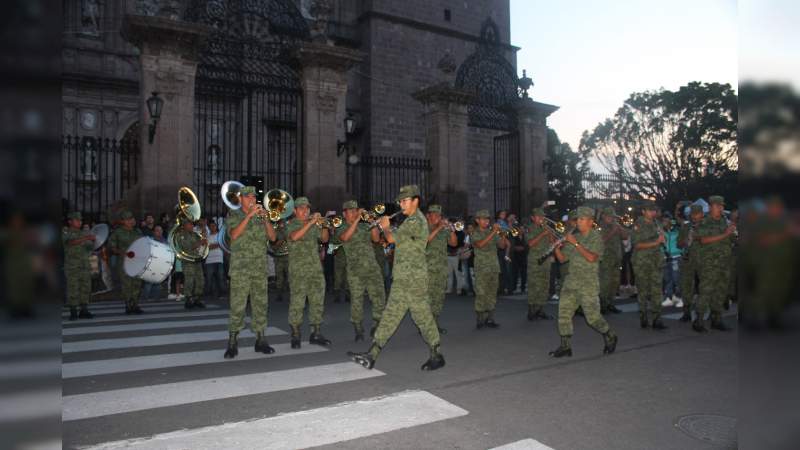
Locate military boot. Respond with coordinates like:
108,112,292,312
527,305,537,321
607,304,622,314
68,306,78,321
421,344,446,371
692,319,708,333
549,335,572,358
291,325,302,349
309,325,332,346
348,343,380,370
485,311,500,329
370,320,380,338
184,297,195,309
639,312,650,329
710,313,731,331
224,332,239,359
652,315,668,330
254,332,276,354
679,307,692,322
535,307,553,320
130,304,144,314
603,331,618,355
476,312,485,329
78,304,94,319
124,302,133,315
353,323,364,342
193,298,206,309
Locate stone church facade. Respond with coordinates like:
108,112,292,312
62,0,557,219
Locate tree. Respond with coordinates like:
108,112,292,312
579,82,738,208
547,128,590,212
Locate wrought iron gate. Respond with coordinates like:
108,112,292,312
494,131,520,214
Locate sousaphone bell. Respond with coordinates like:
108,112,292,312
168,186,209,262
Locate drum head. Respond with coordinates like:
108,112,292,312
91,224,109,250
124,237,151,278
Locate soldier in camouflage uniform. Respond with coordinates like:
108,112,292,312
469,209,509,328
286,197,331,348
598,207,627,314
694,195,736,332
631,202,668,329
525,208,554,321
176,220,207,309
223,186,277,359
333,243,349,303
425,204,457,334
349,185,445,371
677,204,704,322
338,200,386,342
549,206,618,357
271,220,289,302
108,210,144,314
63,211,95,320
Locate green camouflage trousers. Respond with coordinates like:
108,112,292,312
474,270,499,313
427,270,448,319
348,271,386,325
274,256,289,292
558,286,610,336
65,267,91,306
527,263,551,307
680,257,698,309
289,275,326,327
229,269,268,333
182,261,204,298
334,252,348,292
633,261,662,317
697,263,730,319
370,279,440,358
119,268,142,306
598,256,621,308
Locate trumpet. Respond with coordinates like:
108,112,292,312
316,216,344,229
360,204,386,222
368,211,404,229
498,226,521,238
543,217,566,235
537,227,577,265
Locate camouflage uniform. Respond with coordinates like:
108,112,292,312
176,231,205,300
526,209,552,318
695,196,734,329
470,212,501,325
598,209,623,312
425,205,450,325
225,208,269,334
286,197,327,339
334,245,348,301
62,214,93,309
631,212,666,326
271,223,289,301
677,206,702,317
108,216,143,311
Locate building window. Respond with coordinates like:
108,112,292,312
444,9,451,21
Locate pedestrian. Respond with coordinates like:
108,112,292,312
661,215,682,308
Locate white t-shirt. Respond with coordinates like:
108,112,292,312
205,232,224,264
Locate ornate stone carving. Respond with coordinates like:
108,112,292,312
437,52,456,74
308,0,333,44
316,93,337,111
81,0,101,36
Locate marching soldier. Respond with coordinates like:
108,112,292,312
549,206,618,357
223,186,277,359
333,242,349,303
598,207,627,314
694,195,736,332
338,200,386,342
525,208,554,321
177,220,206,309
271,219,289,302
63,211,95,320
631,201,667,329
425,204,458,334
349,185,445,371
286,197,331,348
470,210,509,328
677,204,704,322
108,210,144,314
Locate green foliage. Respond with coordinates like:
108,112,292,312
547,128,590,212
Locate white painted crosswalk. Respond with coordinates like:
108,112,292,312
62,317,234,335
62,328,285,353
490,438,556,450
62,303,220,317
62,309,228,325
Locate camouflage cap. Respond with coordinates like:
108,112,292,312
576,206,595,218
530,207,545,217
641,200,658,210
601,206,617,217
67,211,82,220
690,204,704,214
475,209,491,218
427,204,442,214
395,184,420,202
568,210,578,220
240,186,256,196
120,210,134,220
294,197,310,207
708,195,725,205
342,200,358,210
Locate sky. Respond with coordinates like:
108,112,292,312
510,0,738,169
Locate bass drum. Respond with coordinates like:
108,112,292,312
124,237,176,283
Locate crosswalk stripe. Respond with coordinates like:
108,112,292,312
489,438,556,450
62,304,221,317
0,338,60,356
80,389,466,449
63,362,386,422
1,359,61,379
64,300,183,311
0,389,61,423
662,308,737,320
614,302,639,313
63,343,329,378
62,328,285,353
62,318,233,336
62,309,229,325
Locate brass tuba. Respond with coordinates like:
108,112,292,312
264,189,294,222
168,187,209,262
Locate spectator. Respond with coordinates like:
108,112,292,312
446,217,468,295
141,214,156,237
661,215,682,307
508,213,527,293
205,221,227,299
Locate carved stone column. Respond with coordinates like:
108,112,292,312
513,98,559,214
412,83,474,216
121,14,210,216
296,42,363,212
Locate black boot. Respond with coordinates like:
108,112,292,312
193,298,206,309
710,313,731,331
421,344,446,371
652,315,668,330
485,311,500,329
603,331,618,355
353,323,364,342
185,297,195,309
679,308,692,322
254,332,276,354
607,304,622,314
348,343,379,369
69,306,78,321
476,312,485,329
639,312,650,329
131,304,144,314
692,319,708,333
224,332,239,359
124,302,133,315
527,305,537,321
78,304,94,319
344,292,351,303
291,325,302,349
549,336,573,358
535,308,553,320
370,320,380,338
309,325,332,346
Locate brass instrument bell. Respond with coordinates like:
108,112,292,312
264,189,295,222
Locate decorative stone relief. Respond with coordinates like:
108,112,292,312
81,0,101,36
316,93,337,112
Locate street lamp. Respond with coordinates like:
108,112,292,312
337,113,357,157
146,92,164,144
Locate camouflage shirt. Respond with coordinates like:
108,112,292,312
561,229,603,291
175,229,204,262
225,209,268,272
269,223,289,257
631,217,664,268
696,215,733,262
62,228,93,271
287,218,324,278
108,226,142,268
392,209,428,283
601,224,623,262
426,225,450,273
677,221,700,261
525,223,551,265
341,222,382,276
470,228,500,274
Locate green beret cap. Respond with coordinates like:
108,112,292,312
120,210,134,220
427,204,442,214
342,200,358,210
67,211,82,220
475,209,491,218
294,197,310,207
396,184,420,202
708,195,724,205
576,206,595,218
240,186,256,196
530,208,545,217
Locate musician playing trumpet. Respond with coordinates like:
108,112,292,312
224,186,277,359
525,208,555,321
469,209,509,329
425,205,458,334
598,207,629,315
631,201,667,330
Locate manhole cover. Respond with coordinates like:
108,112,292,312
675,414,737,448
